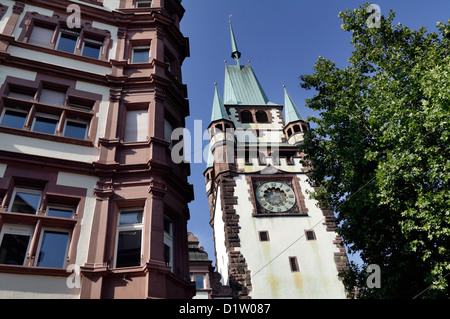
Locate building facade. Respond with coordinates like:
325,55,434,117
188,232,232,299
204,23,349,299
0,0,194,298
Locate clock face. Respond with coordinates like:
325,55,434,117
256,182,296,213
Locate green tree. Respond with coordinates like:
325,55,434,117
299,4,450,298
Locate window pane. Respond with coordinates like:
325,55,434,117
29,26,54,47
33,116,58,134
47,207,74,218
124,110,148,142
0,234,30,265
132,47,149,63
64,121,87,139
164,243,171,266
119,211,143,225
1,110,27,129
57,32,78,54
116,230,141,267
11,191,41,214
82,41,102,59
37,231,69,268
164,216,172,235
39,89,66,106
8,91,34,101
136,0,152,8
195,274,205,289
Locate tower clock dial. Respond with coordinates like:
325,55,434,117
256,182,296,213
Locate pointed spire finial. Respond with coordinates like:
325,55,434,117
229,18,241,66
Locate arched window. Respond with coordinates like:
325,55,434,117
240,110,253,123
255,111,268,123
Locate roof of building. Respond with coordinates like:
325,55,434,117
188,232,212,262
210,83,230,122
222,21,277,106
283,85,304,124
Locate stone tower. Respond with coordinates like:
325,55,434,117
204,22,348,299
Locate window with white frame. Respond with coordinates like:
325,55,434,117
163,215,173,271
8,187,43,215
28,25,55,48
0,108,28,130
46,204,75,219
0,179,82,269
135,0,152,8
36,229,71,268
39,88,66,106
124,109,148,142
0,225,34,266
63,119,89,140
56,29,79,54
0,81,96,142
115,209,144,268
81,38,103,59
31,113,59,135
192,273,205,289
132,46,150,63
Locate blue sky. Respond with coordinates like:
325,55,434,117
180,0,450,264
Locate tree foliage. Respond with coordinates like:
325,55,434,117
299,4,450,298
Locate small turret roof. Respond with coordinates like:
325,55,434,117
283,85,304,124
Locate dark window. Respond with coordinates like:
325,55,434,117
116,210,143,268
256,111,268,123
289,256,299,272
0,233,31,265
136,0,152,8
259,231,269,242
305,230,316,241
240,110,253,123
116,230,141,268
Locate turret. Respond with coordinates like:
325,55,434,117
283,85,309,145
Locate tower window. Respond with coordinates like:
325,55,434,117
305,230,316,241
259,231,269,242
289,256,299,272
255,111,268,123
240,110,253,123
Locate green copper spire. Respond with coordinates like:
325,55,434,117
284,85,304,124
210,82,229,122
229,21,241,66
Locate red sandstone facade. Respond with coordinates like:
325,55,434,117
0,0,194,298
